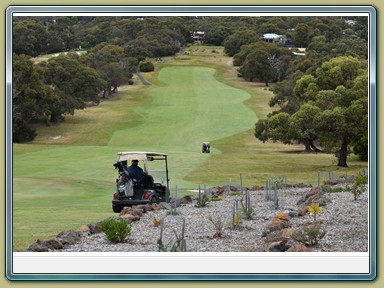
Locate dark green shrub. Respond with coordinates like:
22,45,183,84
99,218,132,243
139,61,154,72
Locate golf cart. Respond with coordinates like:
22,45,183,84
112,151,170,213
202,142,210,153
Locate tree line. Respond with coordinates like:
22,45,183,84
12,16,369,167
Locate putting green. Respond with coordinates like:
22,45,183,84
108,66,257,187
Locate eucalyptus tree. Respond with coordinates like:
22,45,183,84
38,53,106,123
82,44,135,96
13,19,48,57
255,56,368,166
223,30,260,57
12,54,57,141
235,41,292,86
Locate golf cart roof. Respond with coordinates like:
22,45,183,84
117,151,167,161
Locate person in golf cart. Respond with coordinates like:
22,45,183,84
127,159,155,188
127,159,145,183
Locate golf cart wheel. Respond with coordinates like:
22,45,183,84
112,205,122,213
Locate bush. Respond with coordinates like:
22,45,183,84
128,79,134,85
208,215,224,238
99,218,132,243
139,61,155,72
291,223,326,246
351,173,368,200
195,194,210,208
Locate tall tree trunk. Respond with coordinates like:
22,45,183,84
303,139,312,152
337,135,349,167
309,140,323,152
50,112,60,123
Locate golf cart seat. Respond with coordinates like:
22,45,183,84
138,174,154,189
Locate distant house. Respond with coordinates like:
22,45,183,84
345,19,357,25
192,31,205,41
262,33,291,46
263,33,283,43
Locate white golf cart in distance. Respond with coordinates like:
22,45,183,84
112,151,170,213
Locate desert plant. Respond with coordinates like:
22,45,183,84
230,191,242,196
99,218,132,243
209,196,222,201
195,194,210,207
166,210,180,216
291,223,326,246
270,175,286,190
307,203,324,222
153,217,161,227
351,173,368,200
227,210,243,229
157,218,186,252
274,196,279,210
208,215,224,238
240,190,254,220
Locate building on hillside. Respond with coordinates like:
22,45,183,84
263,33,283,43
262,33,292,46
191,31,205,42
345,19,357,25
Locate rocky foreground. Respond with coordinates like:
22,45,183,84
27,182,369,253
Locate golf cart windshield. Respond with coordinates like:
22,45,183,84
117,151,169,184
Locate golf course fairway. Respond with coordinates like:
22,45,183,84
12,65,258,250
12,56,365,251
108,66,257,186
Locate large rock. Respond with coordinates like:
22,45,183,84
297,186,332,207
45,239,64,250
27,240,49,252
87,223,102,234
56,230,83,245
287,244,312,252
262,219,290,237
266,240,289,252
120,214,140,222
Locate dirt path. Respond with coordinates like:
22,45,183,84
135,68,151,86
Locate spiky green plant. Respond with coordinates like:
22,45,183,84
208,215,224,238
99,218,132,243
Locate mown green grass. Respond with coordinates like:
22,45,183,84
12,45,367,251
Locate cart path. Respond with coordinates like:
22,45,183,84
135,68,151,86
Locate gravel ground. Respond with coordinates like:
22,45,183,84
60,186,369,253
